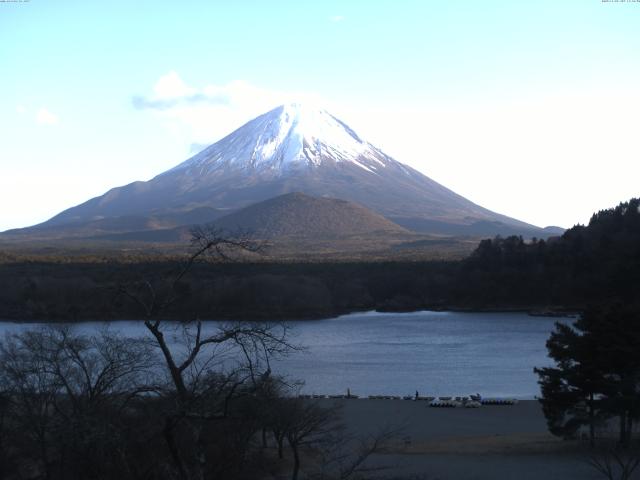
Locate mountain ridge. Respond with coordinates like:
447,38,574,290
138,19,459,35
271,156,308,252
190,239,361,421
2,103,556,240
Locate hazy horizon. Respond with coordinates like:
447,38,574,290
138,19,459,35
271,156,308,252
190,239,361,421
2,0,639,231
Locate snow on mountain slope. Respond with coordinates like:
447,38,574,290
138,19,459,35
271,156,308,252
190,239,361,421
14,103,548,237
167,103,384,175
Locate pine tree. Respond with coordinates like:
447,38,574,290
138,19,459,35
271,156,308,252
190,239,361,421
535,304,640,446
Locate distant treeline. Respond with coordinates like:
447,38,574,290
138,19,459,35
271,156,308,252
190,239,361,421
0,259,457,321
1,198,638,321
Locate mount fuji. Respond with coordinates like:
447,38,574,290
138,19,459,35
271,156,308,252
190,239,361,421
4,103,556,240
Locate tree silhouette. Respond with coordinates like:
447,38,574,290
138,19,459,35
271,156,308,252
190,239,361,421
536,304,640,447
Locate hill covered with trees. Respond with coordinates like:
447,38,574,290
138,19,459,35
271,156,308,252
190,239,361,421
0,198,638,321
459,197,640,309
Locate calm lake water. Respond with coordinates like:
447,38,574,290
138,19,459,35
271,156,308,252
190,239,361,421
0,311,568,399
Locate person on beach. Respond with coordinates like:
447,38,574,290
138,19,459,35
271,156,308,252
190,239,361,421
415,390,419,400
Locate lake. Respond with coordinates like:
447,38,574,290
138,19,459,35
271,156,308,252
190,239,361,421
0,311,568,399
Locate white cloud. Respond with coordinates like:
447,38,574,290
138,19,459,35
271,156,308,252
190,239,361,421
16,105,26,115
134,73,324,147
35,107,59,125
153,71,197,99
330,15,345,22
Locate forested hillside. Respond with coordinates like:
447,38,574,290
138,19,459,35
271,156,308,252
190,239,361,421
1,199,637,321
461,198,640,308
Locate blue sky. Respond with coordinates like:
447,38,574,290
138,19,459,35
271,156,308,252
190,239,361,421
1,0,639,231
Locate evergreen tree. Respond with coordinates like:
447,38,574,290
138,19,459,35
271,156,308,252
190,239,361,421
535,319,606,445
535,304,640,446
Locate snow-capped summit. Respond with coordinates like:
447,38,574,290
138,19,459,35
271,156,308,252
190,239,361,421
29,104,546,238
168,103,384,176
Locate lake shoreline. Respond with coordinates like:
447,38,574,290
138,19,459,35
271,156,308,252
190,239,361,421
0,311,559,398
0,305,580,324
0,258,590,323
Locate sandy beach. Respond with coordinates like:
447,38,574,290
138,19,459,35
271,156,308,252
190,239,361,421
316,398,601,480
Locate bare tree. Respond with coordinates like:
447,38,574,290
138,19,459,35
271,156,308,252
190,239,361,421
263,394,400,480
117,225,296,480
311,423,401,480
279,398,341,480
0,389,10,479
0,327,155,480
587,443,640,480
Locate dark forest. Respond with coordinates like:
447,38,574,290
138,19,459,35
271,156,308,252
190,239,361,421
1,198,638,322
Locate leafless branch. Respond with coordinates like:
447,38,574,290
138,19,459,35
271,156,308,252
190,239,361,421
586,444,640,480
